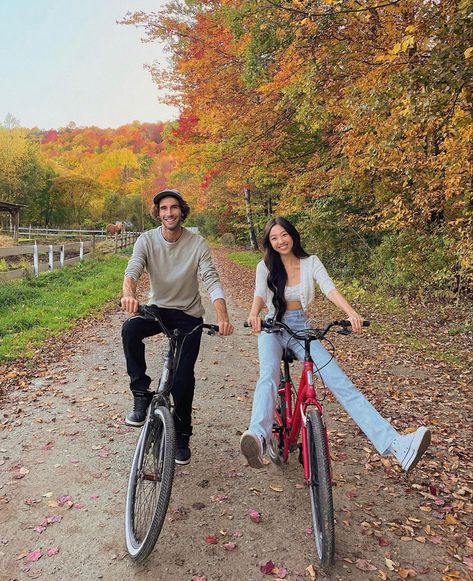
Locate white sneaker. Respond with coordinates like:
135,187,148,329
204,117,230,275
240,430,265,469
390,427,431,472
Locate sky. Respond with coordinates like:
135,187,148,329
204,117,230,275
0,0,179,130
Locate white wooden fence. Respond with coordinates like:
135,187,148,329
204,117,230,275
0,225,198,282
0,241,93,282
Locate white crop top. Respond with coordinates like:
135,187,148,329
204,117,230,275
284,283,301,301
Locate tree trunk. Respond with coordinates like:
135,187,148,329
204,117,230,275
244,187,259,251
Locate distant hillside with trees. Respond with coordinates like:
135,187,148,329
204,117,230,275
0,116,174,231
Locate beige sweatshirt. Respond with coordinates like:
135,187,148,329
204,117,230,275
125,226,224,318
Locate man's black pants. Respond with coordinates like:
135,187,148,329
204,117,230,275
122,306,203,436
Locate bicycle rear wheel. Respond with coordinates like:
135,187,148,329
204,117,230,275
125,405,176,561
268,390,286,465
306,406,335,568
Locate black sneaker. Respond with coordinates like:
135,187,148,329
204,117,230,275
175,434,191,465
125,393,152,427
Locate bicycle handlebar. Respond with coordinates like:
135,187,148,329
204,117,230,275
136,305,219,336
244,318,370,341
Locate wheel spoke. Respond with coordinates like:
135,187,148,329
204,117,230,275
124,406,176,560
306,407,335,568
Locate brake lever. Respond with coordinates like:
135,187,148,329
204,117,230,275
337,328,351,336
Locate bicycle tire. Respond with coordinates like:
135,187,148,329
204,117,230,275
306,406,335,568
268,391,286,465
125,405,176,561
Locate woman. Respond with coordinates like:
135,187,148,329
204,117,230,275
240,217,431,471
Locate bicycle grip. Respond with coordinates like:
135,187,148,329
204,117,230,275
244,320,273,329
339,319,370,327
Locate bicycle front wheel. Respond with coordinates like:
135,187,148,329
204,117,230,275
125,405,176,561
306,406,335,568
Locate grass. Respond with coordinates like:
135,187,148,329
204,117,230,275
0,254,127,361
227,250,261,269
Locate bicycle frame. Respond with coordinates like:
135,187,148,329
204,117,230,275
274,342,331,482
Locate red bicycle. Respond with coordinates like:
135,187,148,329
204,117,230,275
247,318,369,568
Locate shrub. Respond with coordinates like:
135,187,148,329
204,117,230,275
220,233,236,246
368,231,457,297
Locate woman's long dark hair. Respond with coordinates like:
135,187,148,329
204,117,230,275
263,217,309,321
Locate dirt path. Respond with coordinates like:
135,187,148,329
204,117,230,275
1,251,471,581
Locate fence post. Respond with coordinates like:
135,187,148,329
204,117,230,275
48,244,54,270
92,234,96,255
33,242,39,276
29,224,32,238
80,240,84,262
114,232,118,254
60,244,65,268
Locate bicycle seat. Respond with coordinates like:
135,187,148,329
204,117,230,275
282,348,297,363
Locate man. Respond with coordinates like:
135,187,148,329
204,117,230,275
121,189,234,464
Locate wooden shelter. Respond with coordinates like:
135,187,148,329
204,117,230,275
0,201,25,242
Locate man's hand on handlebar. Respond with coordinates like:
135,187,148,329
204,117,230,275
217,320,234,336
121,296,139,315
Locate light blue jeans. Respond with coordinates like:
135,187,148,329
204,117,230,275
248,310,398,455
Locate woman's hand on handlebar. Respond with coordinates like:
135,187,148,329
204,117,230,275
121,296,139,315
346,311,364,334
247,314,262,333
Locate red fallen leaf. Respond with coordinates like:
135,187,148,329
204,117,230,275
41,442,53,451
378,537,390,546
345,491,358,498
248,509,261,523
355,559,377,571
48,515,62,523
429,536,443,544
74,503,84,509
90,495,99,500
47,546,59,557
33,525,47,534
429,485,437,496
232,531,243,538
192,577,206,581
57,495,73,506
464,557,473,571
223,542,237,551
273,566,288,578
26,549,43,562
70,458,80,464
304,527,313,535
204,535,218,545
337,452,348,461
260,560,275,574
24,498,39,506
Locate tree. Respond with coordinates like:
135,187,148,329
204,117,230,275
51,175,103,226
